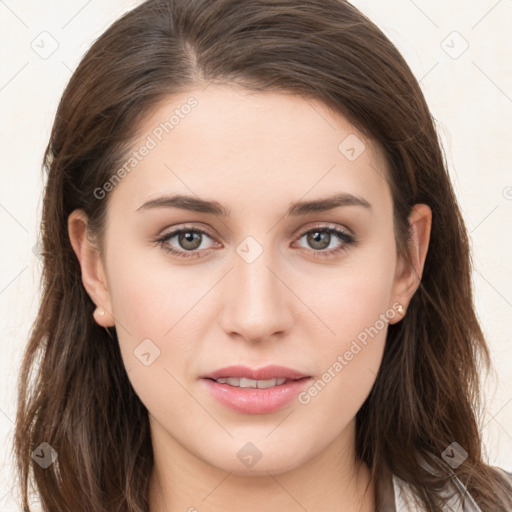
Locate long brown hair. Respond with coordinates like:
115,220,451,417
14,0,512,510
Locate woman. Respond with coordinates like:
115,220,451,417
14,0,512,510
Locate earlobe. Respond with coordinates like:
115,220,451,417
92,305,115,328
67,209,115,327
389,203,432,323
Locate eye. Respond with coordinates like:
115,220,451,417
153,226,217,259
153,223,356,260
293,223,356,257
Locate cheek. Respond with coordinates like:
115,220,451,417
103,236,232,418
295,331,384,454
296,240,396,410
309,239,397,349
103,243,204,392
106,238,211,339
296,286,392,439
107,260,203,421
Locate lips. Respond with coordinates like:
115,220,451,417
201,365,312,414
201,364,309,381
214,377,287,389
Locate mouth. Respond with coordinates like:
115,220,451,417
208,376,306,389
201,364,309,382
200,365,312,414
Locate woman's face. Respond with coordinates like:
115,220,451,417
72,84,429,475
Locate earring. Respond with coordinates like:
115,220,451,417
93,306,106,324
397,304,405,315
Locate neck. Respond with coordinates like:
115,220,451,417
148,418,375,512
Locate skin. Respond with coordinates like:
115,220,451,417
68,84,431,511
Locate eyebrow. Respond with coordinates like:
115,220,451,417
135,192,372,217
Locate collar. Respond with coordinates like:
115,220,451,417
375,462,484,512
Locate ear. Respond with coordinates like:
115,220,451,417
389,203,432,324
67,209,115,327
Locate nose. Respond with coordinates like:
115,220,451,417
217,246,294,344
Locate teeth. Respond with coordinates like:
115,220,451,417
215,377,287,388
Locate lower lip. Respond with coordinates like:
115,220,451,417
202,378,311,414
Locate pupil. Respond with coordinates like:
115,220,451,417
180,231,201,250
308,231,330,250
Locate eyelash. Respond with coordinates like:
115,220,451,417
153,223,356,260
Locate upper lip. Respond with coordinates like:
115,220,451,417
202,365,309,381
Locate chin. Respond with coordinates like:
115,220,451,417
204,445,307,477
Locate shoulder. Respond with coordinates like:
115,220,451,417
392,466,512,512
392,472,481,511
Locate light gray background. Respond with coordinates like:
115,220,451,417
1,1,511,509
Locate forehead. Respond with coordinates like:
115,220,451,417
107,85,391,216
